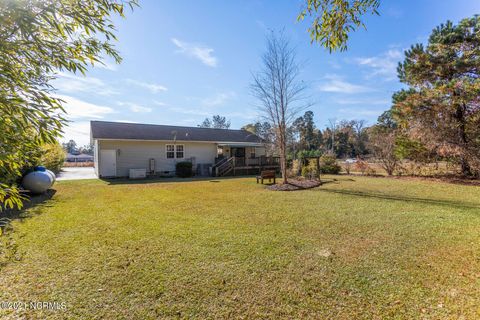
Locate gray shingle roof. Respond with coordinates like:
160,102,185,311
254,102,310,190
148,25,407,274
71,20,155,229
90,121,263,143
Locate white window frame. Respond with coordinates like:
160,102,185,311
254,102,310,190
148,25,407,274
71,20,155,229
166,144,184,159
166,144,175,159
175,144,184,159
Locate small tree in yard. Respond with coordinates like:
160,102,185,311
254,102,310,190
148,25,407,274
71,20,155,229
251,32,311,184
369,128,398,175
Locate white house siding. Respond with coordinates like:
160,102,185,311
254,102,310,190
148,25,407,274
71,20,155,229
93,139,99,176
96,140,217,177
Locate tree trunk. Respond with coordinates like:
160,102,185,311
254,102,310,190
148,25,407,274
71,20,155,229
456,104,472,176
280,132,288,184
460,157,471,176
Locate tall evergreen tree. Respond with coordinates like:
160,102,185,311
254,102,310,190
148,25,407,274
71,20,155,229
396,16,480,176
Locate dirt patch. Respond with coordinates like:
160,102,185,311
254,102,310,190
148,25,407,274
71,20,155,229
266,179,321,191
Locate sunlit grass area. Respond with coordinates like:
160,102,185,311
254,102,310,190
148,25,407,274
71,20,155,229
1,176,479,319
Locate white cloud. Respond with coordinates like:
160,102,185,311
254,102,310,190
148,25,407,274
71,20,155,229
201,91,235,107
60,120,92,146
118,102,152,113
126,79,168,93
171,38,218,67
355,49,403,80
54,72,119,96
168,107,210,117
97,60,118,71
318,75,372,94
153,100,167,106
168,106,257,121
57,94,115,119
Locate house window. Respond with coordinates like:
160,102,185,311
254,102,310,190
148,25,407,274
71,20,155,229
250,148,256,159
176,145,184,159
166,145,175,158
166,144,184,159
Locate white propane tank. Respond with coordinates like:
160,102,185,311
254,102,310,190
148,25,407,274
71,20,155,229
45,169,56,183
22,171,54,194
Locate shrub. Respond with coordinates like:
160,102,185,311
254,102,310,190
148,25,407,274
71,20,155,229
37,143,66,174
289,159,301,177
320,155,341,174
354,159,369,175
301,159,320,179
176,162,193,178
365,167,377,176
344,162,352,174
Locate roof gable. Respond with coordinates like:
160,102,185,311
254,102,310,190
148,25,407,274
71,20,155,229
90,121,263,143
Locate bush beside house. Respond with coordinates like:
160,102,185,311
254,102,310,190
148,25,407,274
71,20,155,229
176,162,193,178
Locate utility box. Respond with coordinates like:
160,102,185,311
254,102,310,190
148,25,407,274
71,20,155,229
149,158,155,175
129,168,147,179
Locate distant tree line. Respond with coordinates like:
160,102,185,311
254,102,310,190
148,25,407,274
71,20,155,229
62,140,94,155
242,113,370,160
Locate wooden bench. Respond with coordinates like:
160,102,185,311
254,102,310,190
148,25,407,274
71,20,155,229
256,170,276,184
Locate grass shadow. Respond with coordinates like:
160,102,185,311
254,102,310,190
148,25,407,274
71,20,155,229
1,189,57,222
0,189,57,269
318,188,480,211
102,175,257,185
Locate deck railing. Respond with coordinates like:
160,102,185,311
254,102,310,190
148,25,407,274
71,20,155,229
215,156,280,168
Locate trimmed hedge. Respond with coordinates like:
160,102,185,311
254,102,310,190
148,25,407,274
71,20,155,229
176,161,193,178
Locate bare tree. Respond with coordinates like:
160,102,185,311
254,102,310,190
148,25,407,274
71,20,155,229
369,129,398,175
251,32,311,184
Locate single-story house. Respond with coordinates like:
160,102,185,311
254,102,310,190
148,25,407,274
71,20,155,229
90,121,279,178
65,153,94,163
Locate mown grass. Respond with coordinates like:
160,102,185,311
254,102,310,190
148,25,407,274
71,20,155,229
1,176,479,319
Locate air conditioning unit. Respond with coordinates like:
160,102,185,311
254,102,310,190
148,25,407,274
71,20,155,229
129,168,147,179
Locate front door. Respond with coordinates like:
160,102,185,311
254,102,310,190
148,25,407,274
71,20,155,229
100,149,117,177
232,147,245,158
232,147,246,166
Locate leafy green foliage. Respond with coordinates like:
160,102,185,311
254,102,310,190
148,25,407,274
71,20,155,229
298,0,380,52
0,0,137,210
297,149,322,159
176,162,193,178
292,111,323,150
37,143,66,174
301,158,320,179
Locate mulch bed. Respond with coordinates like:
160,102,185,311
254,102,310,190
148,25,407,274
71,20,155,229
266,179,321,191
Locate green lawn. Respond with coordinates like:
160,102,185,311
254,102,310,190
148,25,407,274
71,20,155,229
1,176,479,319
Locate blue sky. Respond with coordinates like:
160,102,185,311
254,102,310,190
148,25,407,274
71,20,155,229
57,0,480,145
